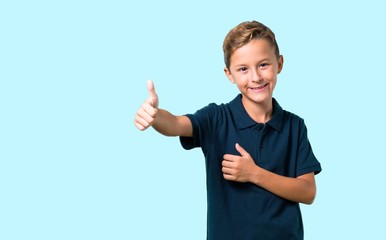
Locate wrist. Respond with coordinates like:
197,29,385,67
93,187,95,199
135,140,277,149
249,165,262,186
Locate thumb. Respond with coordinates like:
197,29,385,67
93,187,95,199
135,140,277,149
146,80,159,107
235,143,250,157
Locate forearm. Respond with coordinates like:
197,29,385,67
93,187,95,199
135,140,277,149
250,167,316,204
152,109,192,137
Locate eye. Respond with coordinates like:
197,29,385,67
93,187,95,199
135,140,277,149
259,63,269,68
239,67,248,72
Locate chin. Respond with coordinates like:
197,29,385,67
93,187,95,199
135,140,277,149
243,93,271,104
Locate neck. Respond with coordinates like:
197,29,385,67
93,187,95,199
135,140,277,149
241,97,273,123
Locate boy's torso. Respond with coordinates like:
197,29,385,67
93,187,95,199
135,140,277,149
180,94,320,239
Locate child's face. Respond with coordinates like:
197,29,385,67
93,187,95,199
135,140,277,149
224,39,283,107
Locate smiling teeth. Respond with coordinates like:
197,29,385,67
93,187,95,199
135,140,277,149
252,84,267,89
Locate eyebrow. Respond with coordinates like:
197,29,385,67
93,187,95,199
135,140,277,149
233,64,247,67
233,59,272,67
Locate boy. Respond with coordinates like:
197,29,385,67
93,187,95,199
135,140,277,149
134,20,321,240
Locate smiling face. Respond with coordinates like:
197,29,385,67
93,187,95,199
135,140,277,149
224,39,283,110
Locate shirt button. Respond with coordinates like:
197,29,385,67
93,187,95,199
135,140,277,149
256,124,263,130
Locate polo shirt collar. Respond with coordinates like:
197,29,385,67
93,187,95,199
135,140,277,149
268,98,284,131
229,94,284,131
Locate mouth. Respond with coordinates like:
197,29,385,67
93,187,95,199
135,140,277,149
249,83,269,92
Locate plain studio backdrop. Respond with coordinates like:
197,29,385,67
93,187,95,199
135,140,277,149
1,1,385,239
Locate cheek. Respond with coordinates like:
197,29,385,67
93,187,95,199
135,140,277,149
266,72,277,83
235,78,249,89
235,82,243,90
235,74,249,84
270,78,277,90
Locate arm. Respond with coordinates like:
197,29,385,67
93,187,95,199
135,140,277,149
134,80,193,137
250,167,316,204
152,109,192,137
222,143,317,204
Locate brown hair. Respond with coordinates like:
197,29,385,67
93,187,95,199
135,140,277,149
223,20,280,70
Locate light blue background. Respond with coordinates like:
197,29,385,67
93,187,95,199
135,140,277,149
1,1,385,239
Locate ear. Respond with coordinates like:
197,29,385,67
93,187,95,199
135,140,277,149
224,67,235,83
277,55,284,74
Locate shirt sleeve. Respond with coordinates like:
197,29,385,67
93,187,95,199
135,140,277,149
296,119,322,177
180,114,200,150
180,103,218,151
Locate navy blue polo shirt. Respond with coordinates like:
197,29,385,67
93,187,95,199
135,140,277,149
180,94,321,240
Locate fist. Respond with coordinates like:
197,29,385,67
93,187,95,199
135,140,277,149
222,143,257,182
134,80,159,131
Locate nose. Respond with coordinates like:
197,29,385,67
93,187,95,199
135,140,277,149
251,68,262,83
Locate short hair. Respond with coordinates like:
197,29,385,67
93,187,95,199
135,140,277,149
223,20,280,70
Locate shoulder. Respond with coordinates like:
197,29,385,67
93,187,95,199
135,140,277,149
186,97,238,131
191,96,237,117
278,109,313,141
192,102,227,117
274,99,302,121
270,99,307,131
283,109,304,124
281,110,307,134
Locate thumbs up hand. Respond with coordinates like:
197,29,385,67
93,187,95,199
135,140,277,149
147,79,159,109
134,80,159,131
222,143,258,182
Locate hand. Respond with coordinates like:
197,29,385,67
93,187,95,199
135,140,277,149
222,143,258,182
134,80,159,131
